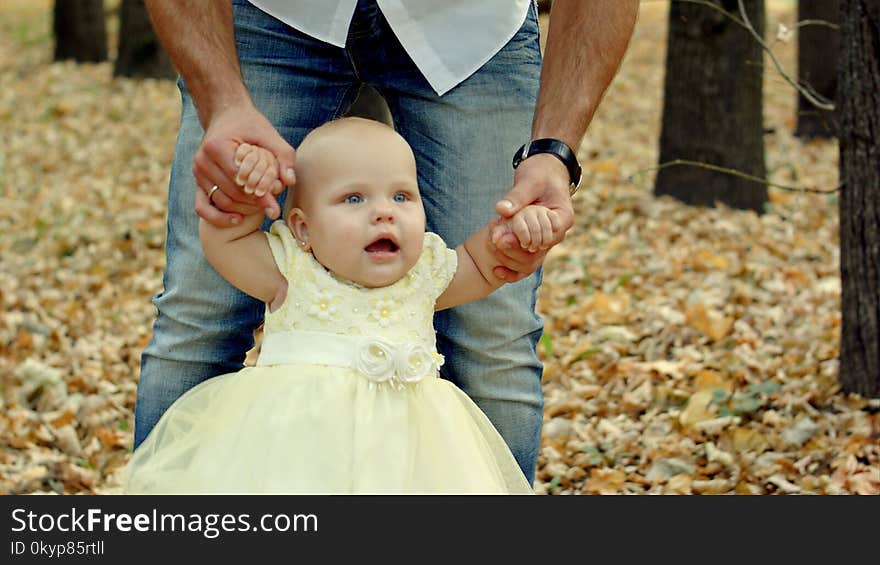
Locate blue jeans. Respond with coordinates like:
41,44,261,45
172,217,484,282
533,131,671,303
135,0,545,482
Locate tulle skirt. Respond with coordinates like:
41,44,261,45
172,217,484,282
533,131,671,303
124,365,533,494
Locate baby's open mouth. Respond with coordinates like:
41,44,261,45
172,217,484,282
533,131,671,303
365,238,399,253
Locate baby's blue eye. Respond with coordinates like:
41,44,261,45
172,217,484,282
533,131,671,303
393,193,408,203
344,194,363,204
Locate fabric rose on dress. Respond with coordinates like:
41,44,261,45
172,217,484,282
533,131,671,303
352,338,396,383
394,343,437,383
352,338,439,386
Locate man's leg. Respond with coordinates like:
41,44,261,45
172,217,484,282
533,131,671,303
361,5,546,481
134,0,359,449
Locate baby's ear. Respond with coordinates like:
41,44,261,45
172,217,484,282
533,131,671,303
287,208,311,251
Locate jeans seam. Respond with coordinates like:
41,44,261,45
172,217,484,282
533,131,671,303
344,46,363,82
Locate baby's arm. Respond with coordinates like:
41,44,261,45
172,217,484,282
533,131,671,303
199,211,287,309
435,205,563,310
435,224,507,311
493,204,563,253
198,143,287,309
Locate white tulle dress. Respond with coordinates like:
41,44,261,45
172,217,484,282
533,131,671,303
124,221,532,494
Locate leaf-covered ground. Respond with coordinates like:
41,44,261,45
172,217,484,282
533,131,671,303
1,1,877,495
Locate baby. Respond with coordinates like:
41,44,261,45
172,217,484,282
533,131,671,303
125,117,563,494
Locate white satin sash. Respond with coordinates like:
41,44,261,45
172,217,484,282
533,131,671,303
257,330,443,387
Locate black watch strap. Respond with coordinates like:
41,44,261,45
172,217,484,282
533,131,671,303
512,138,582,195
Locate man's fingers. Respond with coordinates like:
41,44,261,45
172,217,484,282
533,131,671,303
258,192,281,220
496,176,545,219
197,136,241,181
549,208,571,246
496,193,527,219
555,205,575,233
206,185,262,215
195,187,243,227
496,175,536,218
200,182,277,222
198,158,260,209
494,233,545,273
496,163,551,219
262,136,297,186
195,108,294,221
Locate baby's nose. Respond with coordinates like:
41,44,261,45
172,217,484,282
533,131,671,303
372,204,395,223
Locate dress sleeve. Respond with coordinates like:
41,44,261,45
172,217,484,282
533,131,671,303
265,220,301,278
421,232,458,298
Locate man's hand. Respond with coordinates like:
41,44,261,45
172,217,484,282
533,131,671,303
141,1,295,226
484,0,637,281
489,153,575,281
193,104,296,227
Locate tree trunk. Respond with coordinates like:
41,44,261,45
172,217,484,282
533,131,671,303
794,0,839,138
113,0,176,79
838,0,880,398
53,0,108,63
654,0,768,212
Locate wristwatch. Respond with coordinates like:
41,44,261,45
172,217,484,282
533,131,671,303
512,138,583,196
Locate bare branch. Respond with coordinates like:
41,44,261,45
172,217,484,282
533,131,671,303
641,0,837,111
792,18,839,31
629,159,841,193
735,0,834,111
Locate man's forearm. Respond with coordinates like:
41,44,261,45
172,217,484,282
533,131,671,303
144,0,251,126
533,0,639,148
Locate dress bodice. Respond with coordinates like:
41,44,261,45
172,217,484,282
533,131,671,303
258,222,457,383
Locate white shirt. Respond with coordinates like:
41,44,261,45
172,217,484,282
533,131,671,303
247,0,532,95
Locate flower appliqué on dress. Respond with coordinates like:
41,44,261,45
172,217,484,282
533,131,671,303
308,289,339,321
352,337,442,388
369,298,399,327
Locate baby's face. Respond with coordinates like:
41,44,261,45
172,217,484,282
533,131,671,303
290,120,426,288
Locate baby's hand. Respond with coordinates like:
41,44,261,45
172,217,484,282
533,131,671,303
233,143,283,198
492,205,563,253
